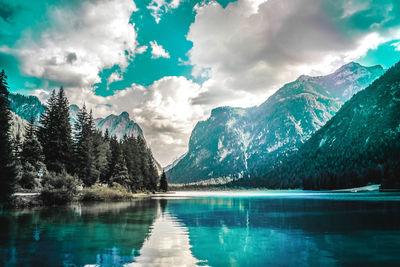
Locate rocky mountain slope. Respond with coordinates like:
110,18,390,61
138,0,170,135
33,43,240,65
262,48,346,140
167,62,385,183
9,94,144,140
9,95,162,173
10,111,28,141
9,93,46,125
96,112,143,140
246,61,400,189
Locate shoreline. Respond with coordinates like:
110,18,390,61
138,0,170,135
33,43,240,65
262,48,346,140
8,191,162,210
8,184,399,210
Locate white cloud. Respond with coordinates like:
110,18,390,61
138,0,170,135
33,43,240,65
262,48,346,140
136,45,148,54
75,76,206,166
1,0,137,92
5,0,400,167
147,0,183,23
107,71,123,87
187,0,400,108
341,0,369,18
150,41,170,59
391,41,400,51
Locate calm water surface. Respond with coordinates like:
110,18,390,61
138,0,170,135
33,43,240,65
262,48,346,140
1,191,400,266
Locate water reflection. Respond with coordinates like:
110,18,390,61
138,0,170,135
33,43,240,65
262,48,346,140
0,200,159,266
167,194,400,266
1,193,400,266
131,209,201,266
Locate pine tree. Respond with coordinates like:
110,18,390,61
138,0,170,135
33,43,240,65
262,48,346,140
38,90,57,170
0,70,16,202
19,116,45,189
38,87,73,173
104,128,110,141
110,153,130,189
74,105,97,186
147,152,159,191
21,116,44,169
11,131,23,162
93,130,110,183
55,87,73,172
137,136,148,190
159,170,168,192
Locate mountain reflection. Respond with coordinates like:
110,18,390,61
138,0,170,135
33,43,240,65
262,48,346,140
1,194,400,266
166,195,400,266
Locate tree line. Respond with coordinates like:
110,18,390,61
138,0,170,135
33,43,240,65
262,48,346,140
0,70,168,204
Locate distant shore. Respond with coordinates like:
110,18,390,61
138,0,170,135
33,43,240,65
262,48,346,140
9,183,398,210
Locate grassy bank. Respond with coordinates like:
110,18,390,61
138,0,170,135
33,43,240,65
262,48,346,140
79,183,149,201
8,184,157,209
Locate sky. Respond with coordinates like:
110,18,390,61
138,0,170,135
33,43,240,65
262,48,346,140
1,0,400,166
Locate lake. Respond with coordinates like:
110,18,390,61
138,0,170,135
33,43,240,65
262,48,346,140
1,191,400,266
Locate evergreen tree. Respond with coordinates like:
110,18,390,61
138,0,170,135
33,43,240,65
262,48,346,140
137,136,148,190
19,116,45,189
0,70,16,202
38,87,73,173
11,131,23,161
104,128,110,141
147,152,159,191
159,170,168,192
21,116,44,169
110,153,130,189
38,90,57,170
93,130,111,184
74,105,97,186
108,136,122,183
55,87,73,172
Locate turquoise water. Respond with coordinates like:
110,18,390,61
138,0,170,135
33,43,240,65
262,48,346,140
1,191,400,266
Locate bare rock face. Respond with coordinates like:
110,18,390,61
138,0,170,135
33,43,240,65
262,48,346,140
168,63,384,184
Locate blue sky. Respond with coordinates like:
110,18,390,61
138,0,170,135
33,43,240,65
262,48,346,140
0,0,236,96
1,0,400,165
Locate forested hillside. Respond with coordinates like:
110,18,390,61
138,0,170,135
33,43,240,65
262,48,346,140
237,61,400,189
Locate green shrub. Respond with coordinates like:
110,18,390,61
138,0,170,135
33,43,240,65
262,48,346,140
80,183,136,201
40,171,81,205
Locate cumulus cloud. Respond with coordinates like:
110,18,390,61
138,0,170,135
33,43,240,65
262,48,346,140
188,0,400,107
77,76,206,166
4,0,400,167
392,41,400,51
147,0,183,23
0,0,137,91
150,41,170,59
136,45,148,54
107,71,123,87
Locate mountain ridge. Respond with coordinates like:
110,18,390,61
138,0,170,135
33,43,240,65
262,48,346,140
167,62,385,184
9,93,144,140
241,60,400,189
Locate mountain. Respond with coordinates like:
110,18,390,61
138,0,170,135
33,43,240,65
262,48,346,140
247,61,400,189
96,112,143,140
8,94,144,140
94,112,163,173
8,95,163,174
9,93,46,125
69,104,80,127
10,111,28,141
164,152,187,172
167,62,385,184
